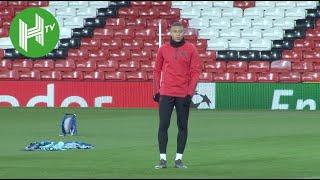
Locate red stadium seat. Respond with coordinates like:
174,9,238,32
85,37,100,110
54,59,75,72
187,39,197,45
235,72,257,82
68,49,89,61
109,49,131,61
317,19,320,28
147,72,153,80
0,59,12,70
195,39,208,53
303,50,320,60
19,70,41,80
0,27,9,37
293,39,315,51
257,72,279,82
213,72,235,82
76,60,96,72
88,49,109,61
152,51,157,61
158,29,171,42
205,61,226,73
2,19,11,27
147,19,169,32
114,28,135,40
131,49,152,61
227,61,248,73
118,7,139,20
199,61,205,71
97,60,119,72
7,1,28,7
122,39,144,50
199,72,213,82
306,29,320,40
12,59,33,72
270,60,291,73
118,61,140,72
0,70,19,80
234,1,255,10
199,50,216,62
135,28,156,40
130,1,152,9
0,1,8,6
105,18,126,30
314,62,320,71
144,39,160,51
292,61,314,72
28,1,49,7
139,7,160,20
184,28,198,41
40,71,62,81
126,71,148,81
100,38,122,50
314,40,320,51
0,49,3,59
81,38,101,51
105,71,126,81
159,8,180,20
140,61,155,71
0,7,14,17
93,28,114,40
61,71,83,81
248,61,270,72
281,50,302,62
1,18,10,26
302,72,320,82
279,72,301,82
84,71,105,81
152,1,172,11
125,18,147,30
33,59,54,71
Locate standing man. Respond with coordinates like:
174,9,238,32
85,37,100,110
153,22,201,169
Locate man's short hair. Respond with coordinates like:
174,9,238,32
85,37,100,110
170,22,183,29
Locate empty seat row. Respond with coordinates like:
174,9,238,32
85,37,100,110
0,59,156,72
203,60,320,73
181,7,310,19
3,69,320,82
192,17,300,29
0,69,154,81
7,58,319,74
199,71,320,82
172,1,318,9
48,1,109,8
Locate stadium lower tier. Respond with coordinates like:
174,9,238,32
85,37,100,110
0,81,319,110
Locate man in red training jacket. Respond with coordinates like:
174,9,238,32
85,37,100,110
153,22,201,169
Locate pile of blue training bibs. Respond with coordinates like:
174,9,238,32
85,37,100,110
25,141,94,151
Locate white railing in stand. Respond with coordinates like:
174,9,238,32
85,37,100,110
158,20,162,48
158,20,163,84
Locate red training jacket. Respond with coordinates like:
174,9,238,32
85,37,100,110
153,41,201,98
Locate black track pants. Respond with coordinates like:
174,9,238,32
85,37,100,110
158,95,191,154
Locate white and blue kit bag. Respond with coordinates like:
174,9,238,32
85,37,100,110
60,113,77,136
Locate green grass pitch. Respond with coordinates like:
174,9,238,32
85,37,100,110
1,108,320,178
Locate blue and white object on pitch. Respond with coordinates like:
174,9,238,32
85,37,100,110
60,113,77,136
